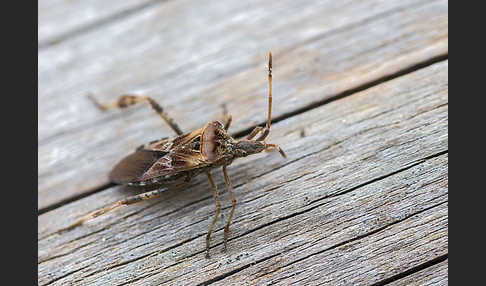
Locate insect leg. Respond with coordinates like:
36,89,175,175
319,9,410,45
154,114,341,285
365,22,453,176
88,93,184,136
222,165,236,252
246,126,264,140
205,171,221,258
59,187,170,233
221,104,232,131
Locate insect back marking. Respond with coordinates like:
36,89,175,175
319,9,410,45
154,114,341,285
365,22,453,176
192,136,201,152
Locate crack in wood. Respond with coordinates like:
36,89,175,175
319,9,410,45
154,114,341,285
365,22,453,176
232,53,448,140
38,0,432,149
169,149,448,269
197,200,448,285
126,152,448,285
38,0,170,49
41,264,90,286
308,150,448,206
38,127,448,281
38,239,96,265
39,194,214,266
370,254,448,286
78,234,204,283
38,90,441,238
38,0,448,216
196,248,302,286
38,182,116,215
55,149,445,285
37,53,448,284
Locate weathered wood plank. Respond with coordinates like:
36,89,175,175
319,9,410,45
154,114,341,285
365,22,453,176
38,61,448,285
388,259,448,286
212,203,448,286
38,0,448,210
38,0,158,46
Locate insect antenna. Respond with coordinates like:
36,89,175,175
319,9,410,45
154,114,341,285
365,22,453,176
267,52,273,130
256,52,273,141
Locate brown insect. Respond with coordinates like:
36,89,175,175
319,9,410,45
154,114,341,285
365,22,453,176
62,52,286,258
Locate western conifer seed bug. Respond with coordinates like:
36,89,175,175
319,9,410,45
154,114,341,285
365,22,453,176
62,52,286,258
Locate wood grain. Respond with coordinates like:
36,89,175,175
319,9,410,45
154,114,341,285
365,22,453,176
212,202,448,286
38,0,159,47
38,61,448,285
388,259,448,286
38,0,448,210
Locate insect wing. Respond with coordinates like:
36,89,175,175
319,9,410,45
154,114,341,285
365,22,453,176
109,148,169,184
109,129,208,184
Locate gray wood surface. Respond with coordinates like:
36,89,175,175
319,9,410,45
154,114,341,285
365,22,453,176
38,0,448,285
38,58,448,285
388,259,448,286
38,0,448,211
38,0,158,47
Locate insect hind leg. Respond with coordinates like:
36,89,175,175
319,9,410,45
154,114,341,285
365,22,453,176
88,93,184,136
59,187,170,233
